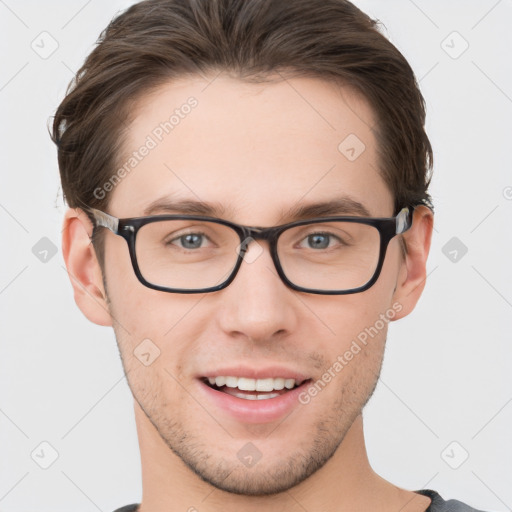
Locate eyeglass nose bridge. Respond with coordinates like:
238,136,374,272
237,225,280,249
230,227,291,292
235,226,283,267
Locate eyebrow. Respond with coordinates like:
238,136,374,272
283,197,371,220
142,195,372,222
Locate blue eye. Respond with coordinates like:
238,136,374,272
298,232,343,250
170,233,206,249
182,234,203,249
306,233,331,249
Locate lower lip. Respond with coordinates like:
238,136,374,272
197,379,311,424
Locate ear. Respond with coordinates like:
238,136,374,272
391,205,434,320
61,208,112,326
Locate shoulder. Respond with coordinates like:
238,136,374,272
415,489,492,512
111,493,493,512
111,505,139,512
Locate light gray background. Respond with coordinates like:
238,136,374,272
1,1,511,511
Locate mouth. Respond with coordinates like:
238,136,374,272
201,376,312,400
196,367,314,423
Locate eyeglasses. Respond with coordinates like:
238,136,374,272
86,206,413,295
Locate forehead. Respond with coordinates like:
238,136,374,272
110,73,393,223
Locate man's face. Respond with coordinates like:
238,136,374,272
101,75,404,494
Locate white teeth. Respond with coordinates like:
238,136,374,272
206,376,302,392
214,376,226,387
229,391,280,400
231,391,281,400
273,377,285,390
284,379,295,389
237,377,254,391
225,376,238,388
255,378,274,392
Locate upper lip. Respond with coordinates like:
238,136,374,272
199,365,311,383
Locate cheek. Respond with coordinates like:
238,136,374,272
101,236,196,365
303,246,402,379
317,302,389,384
102,234,171,332
310,287,394,356
108,295,200,412
378,237,404,297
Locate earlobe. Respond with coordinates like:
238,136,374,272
391,205,434,321
62,208,113,327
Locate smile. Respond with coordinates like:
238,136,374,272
203,376,307,400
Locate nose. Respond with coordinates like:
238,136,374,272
215,238,299,343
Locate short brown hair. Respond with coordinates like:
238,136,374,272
50,0,433,259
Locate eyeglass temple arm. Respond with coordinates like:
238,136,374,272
86,205,411,235
87,208,119,233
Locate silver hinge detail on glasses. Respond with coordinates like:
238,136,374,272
89,208,119,233
395,207,410,234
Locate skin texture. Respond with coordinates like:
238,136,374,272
62,74,434,512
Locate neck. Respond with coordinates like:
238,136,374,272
134,401,430,512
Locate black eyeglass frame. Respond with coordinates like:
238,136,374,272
86,206,414,295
